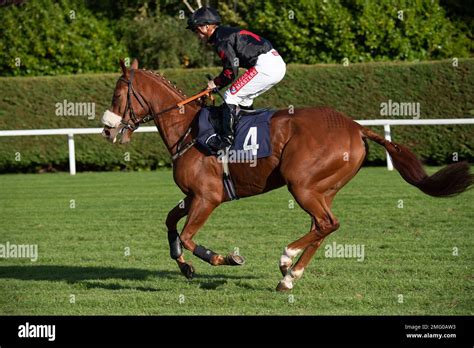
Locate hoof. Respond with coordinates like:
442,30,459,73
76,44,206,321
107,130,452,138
179,263,195,279
276,281,293,292
225,254,245,266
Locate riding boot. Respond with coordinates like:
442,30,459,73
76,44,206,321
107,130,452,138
208,104,237,151
220,104,237,147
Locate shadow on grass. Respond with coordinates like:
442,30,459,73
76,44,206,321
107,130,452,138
0,265,258,290
199,280,227,290
82,281,163,292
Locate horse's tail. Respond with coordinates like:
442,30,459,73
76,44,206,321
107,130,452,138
360,126,473,197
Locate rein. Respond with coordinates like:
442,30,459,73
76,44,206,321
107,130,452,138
120,69,211,160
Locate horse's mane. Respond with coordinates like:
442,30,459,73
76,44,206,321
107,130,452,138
140,69,201,105
140,69,201,109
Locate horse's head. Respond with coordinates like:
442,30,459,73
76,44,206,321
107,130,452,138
101,59,149,144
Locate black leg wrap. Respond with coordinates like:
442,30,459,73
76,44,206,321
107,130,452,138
167,230,182,260
193,245,217,264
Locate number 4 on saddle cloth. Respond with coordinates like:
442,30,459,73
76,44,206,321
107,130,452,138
196,106,275,159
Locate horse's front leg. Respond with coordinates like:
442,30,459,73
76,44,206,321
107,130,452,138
179,196,245,271
165,196,194,278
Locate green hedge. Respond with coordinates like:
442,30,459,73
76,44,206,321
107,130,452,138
0,59,472,172
247,0,471,64
2,0,471,76
0,0,127,76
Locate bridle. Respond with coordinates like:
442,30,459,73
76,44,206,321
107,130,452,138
118,69,203,130
118,69,153,131
117,68,203,160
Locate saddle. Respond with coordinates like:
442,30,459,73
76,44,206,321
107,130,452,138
207,105,271,136
196,106,275,201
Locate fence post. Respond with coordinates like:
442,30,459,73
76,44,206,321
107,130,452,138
383,124,394,171
68,133,76,175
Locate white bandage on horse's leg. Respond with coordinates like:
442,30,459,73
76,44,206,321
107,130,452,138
101,110,122,128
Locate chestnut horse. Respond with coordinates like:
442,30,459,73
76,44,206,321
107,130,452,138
102,60,473,291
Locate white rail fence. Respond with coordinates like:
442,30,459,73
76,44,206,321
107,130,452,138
0,119,473,175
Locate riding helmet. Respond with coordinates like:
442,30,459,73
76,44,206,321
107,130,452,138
186,7,221,30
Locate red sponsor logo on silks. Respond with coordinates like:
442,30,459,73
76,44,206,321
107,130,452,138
223,69,233,79
218,50,226,60
230,67,258,95
239,30,261,42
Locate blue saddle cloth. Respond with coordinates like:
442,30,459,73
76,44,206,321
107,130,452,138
196,107,275,159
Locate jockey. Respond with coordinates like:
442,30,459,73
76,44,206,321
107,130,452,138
187,6,286,151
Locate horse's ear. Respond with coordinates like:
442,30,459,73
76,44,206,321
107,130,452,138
119,59,128,76
131,59,139,70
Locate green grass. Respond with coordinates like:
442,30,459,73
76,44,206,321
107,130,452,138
0,167,472,315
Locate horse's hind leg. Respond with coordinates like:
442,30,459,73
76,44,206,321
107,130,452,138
277,191,339,291
279,217,317,276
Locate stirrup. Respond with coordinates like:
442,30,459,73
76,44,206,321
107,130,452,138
207,135,231,151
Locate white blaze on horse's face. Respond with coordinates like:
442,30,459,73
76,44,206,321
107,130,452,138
101,110,124,143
